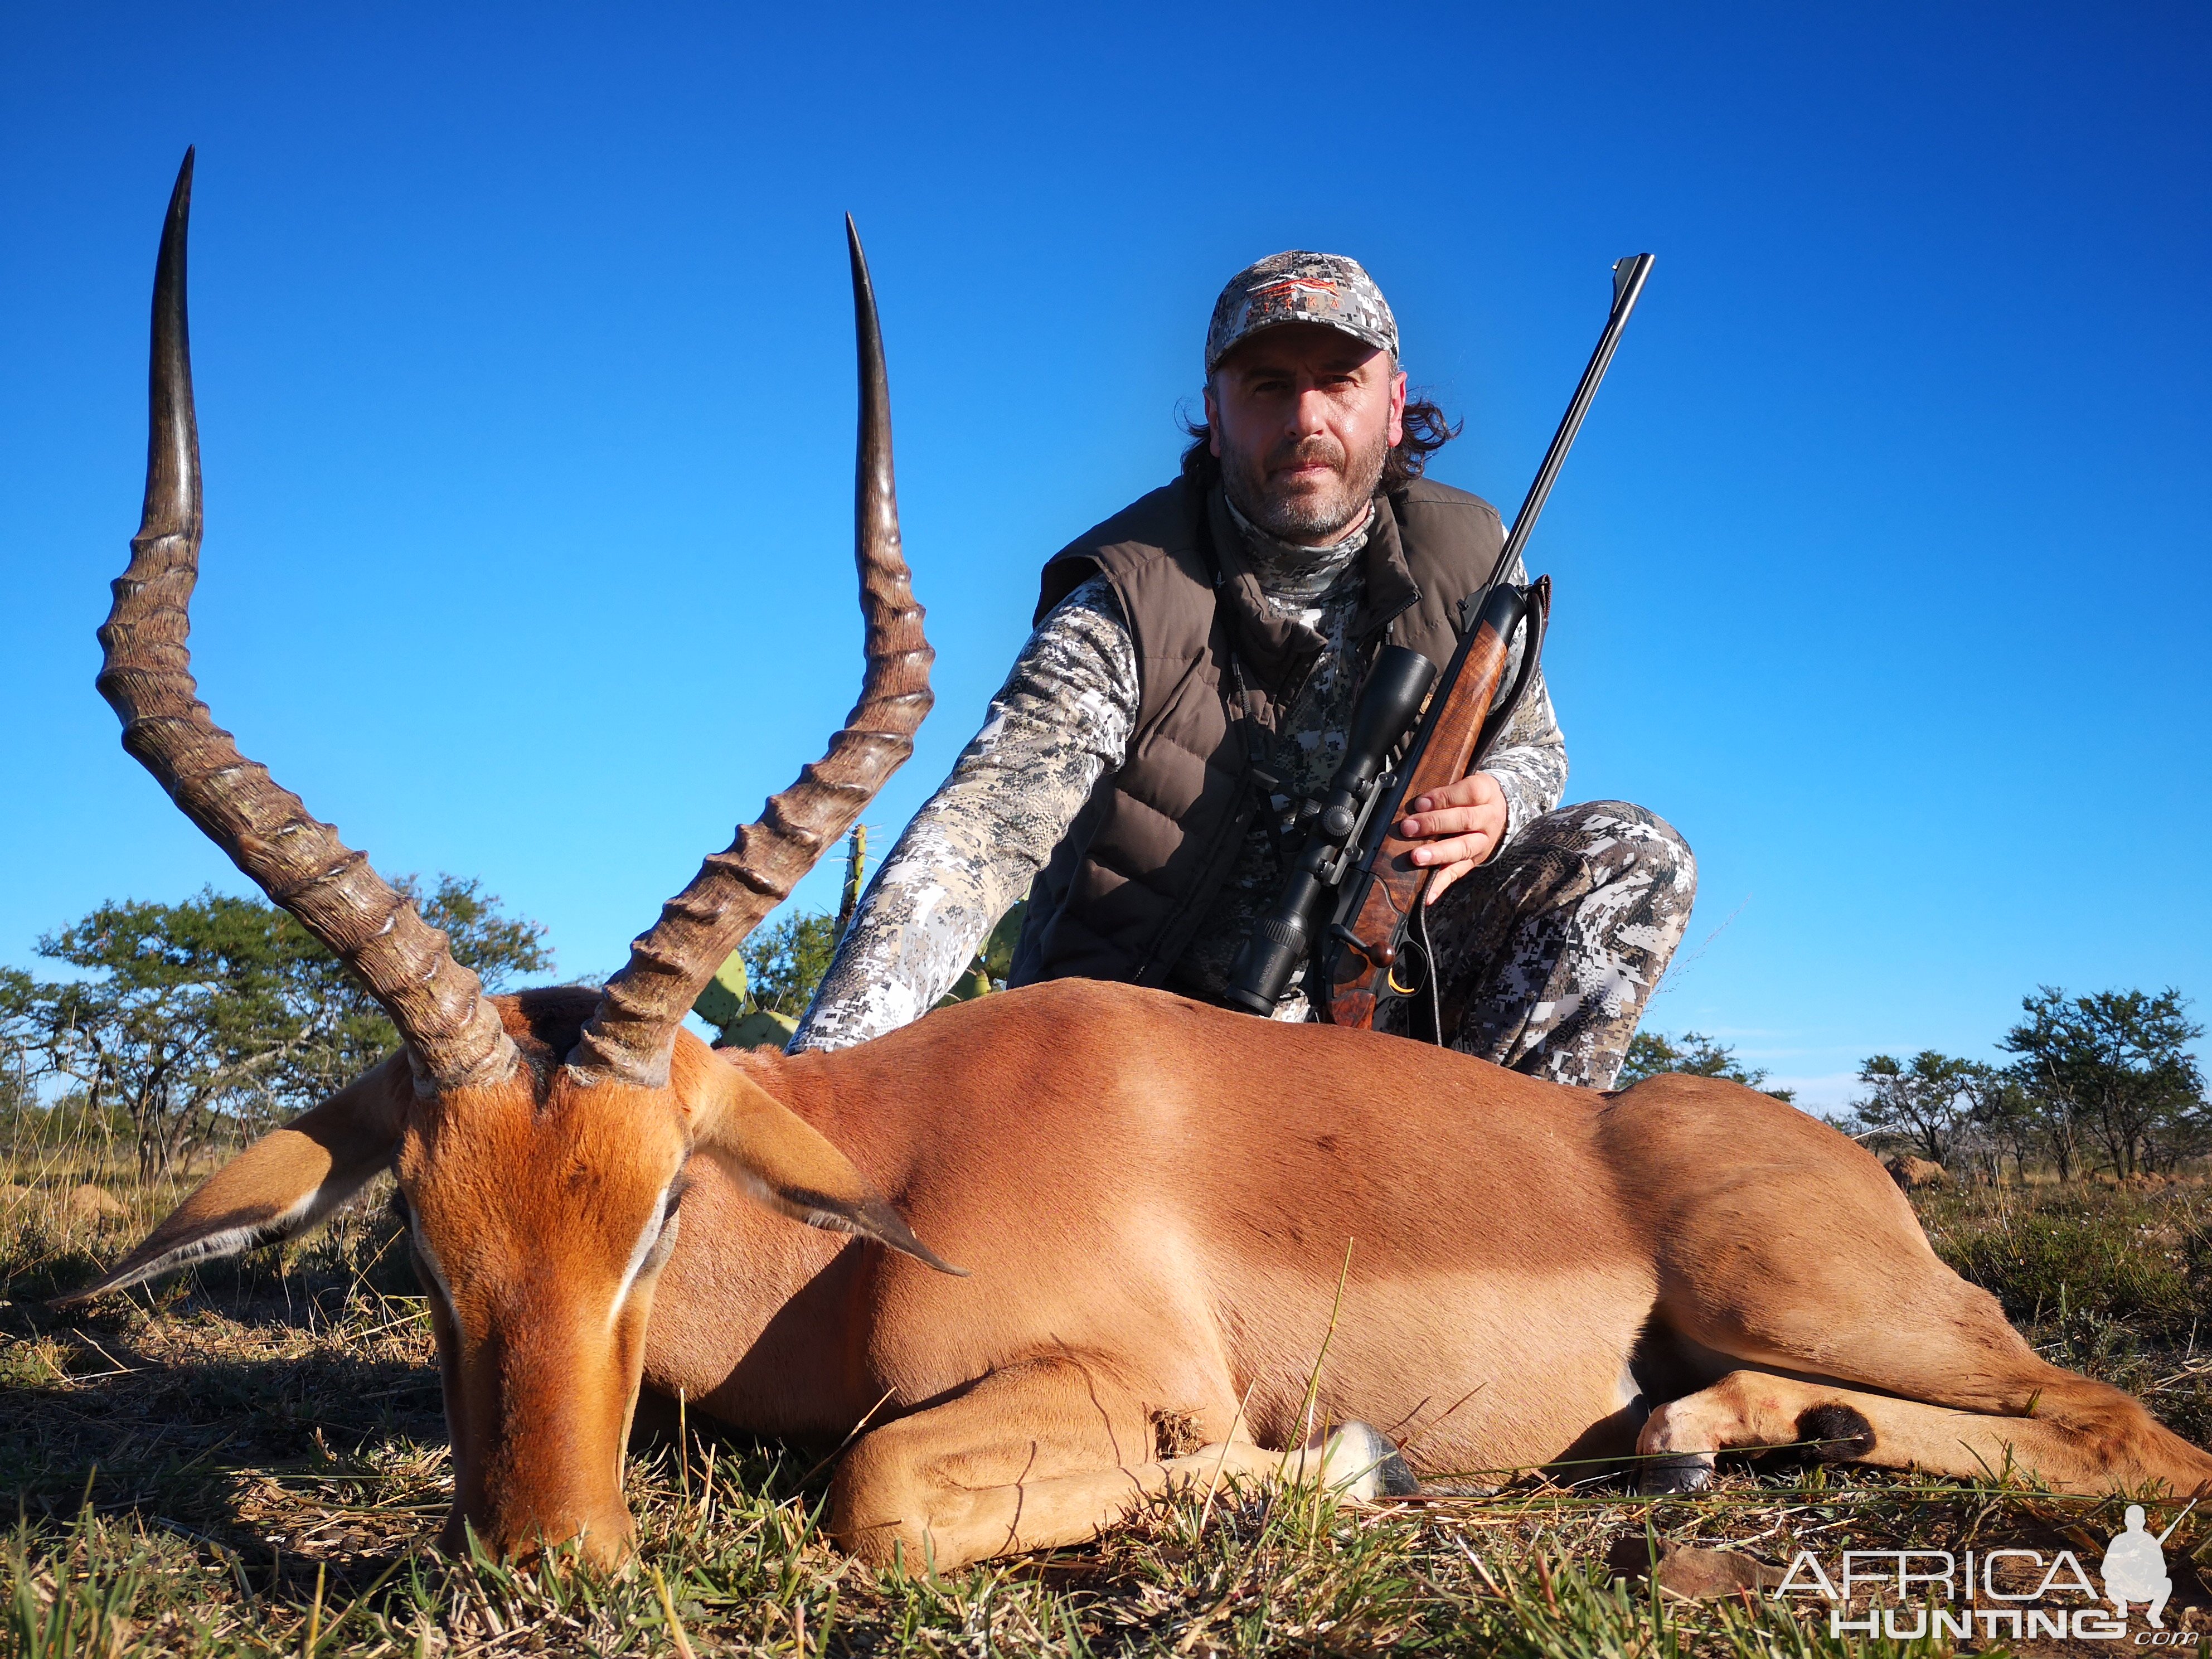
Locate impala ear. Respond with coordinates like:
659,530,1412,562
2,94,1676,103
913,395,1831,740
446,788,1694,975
690,1065,966,1277
54,1055,413,1305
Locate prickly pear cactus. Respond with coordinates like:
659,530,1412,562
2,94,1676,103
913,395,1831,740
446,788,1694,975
835,824,869,940
938,963,994,1006
719,1008,797,1051
692,950,750,1037
982,900,1025,982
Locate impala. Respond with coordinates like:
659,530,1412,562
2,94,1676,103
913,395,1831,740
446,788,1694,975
71,153,2212,1573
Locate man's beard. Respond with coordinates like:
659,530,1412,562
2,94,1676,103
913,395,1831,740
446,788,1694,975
1219,425,1391,545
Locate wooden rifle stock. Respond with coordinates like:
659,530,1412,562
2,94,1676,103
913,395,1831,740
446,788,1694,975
1323,576,1549,1030
1318,250,1650,1032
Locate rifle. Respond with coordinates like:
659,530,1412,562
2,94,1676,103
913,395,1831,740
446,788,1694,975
1221,253,1655,1031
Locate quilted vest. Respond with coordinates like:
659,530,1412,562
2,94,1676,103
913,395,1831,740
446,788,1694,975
1006,473,1505,991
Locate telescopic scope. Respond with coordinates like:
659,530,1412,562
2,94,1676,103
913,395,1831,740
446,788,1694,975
1222,647,1436,1016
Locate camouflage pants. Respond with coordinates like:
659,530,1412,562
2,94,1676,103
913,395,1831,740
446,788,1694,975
1374,801,1695,1089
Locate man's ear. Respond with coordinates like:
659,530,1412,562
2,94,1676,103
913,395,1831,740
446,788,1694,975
687,1061,965,1277
52,1054,413,1305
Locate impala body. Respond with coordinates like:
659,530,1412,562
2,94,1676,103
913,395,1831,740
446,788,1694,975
77,154,2212,1574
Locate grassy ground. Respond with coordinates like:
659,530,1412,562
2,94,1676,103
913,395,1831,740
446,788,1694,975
2,1154,2209,1656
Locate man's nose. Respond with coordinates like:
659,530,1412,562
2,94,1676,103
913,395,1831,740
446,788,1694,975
1287,381,1332,435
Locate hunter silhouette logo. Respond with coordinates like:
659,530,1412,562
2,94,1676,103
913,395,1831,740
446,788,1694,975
2104,1502,2185,1628
1772,1499,2199,1642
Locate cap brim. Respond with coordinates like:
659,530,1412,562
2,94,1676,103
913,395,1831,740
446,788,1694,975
1208,313,1395,373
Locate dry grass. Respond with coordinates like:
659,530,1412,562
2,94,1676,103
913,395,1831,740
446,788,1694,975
4,1153,2210,1656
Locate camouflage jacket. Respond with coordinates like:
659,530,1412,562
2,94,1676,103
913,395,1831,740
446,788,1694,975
790,502,1568,1051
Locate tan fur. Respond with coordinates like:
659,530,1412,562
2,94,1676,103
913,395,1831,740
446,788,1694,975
84,978,2212,1571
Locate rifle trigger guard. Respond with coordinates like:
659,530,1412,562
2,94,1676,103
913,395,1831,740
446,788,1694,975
1386,933,1429,996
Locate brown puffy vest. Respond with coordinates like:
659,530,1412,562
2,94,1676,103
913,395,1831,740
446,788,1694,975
1006,473,1505,991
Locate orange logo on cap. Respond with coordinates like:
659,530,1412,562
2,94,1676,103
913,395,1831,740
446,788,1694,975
1249,276,1341,307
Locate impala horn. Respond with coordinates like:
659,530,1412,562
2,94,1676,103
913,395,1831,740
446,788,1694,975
568,217,933,1088
97,150,518,1093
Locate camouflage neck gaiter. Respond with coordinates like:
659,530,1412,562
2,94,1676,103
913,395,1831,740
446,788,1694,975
1221,494,1372,624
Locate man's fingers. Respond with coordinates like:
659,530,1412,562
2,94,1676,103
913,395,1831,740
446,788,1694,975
1399,805,1492,838
1409,782,1486,815
1410,773,1503,816
1408,832,1495,869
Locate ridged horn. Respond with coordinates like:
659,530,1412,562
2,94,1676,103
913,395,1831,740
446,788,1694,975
96,150,517,1093
569,217,933,1088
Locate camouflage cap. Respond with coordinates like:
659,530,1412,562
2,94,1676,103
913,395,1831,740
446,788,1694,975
1205,250,1399,374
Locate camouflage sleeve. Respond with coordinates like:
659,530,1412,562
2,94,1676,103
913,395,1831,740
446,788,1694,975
1481,666,1567,847
1476,555,1568,848
788,574,1137,1052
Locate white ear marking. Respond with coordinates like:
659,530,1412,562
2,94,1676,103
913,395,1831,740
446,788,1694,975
65,1179,347,1302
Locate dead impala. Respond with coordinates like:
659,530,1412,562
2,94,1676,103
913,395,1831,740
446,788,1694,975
72,153,2212,1573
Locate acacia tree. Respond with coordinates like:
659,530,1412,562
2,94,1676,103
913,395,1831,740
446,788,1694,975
5,878,550,1177
1958,1063,2049,1184
0,966,37,1127
1846,1051,1980,1167
2004,988,2206,1178
25,894,295,1176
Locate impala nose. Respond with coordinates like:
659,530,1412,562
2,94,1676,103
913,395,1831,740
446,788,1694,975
442,1504,637,1570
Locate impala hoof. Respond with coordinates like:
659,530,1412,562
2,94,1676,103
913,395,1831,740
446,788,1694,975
1639,1453,1715,1495
1321,1422,1419,1499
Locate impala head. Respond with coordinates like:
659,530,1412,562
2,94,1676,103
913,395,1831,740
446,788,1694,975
65,151,947,1568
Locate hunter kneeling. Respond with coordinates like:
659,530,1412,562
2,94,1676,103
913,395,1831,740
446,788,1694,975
795,250,1692,1085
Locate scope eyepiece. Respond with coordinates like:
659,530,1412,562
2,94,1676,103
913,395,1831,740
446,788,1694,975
1222,909,1309,1015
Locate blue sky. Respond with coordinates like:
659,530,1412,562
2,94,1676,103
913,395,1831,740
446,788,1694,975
3,4,2205,1110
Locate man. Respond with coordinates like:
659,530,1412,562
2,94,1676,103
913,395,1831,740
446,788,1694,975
793,251,1694,1089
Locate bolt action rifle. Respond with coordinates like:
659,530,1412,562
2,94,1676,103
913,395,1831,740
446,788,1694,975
1223,253,1655,1032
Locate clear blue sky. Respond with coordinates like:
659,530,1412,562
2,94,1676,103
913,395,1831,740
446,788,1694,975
3,4,2205,1109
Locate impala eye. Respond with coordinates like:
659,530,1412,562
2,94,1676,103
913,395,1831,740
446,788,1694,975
616,1174,692,1312
645,1196,686,1265
662,1170,694,1224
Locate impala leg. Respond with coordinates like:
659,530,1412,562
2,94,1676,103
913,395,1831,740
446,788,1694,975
1653,1196,2212,1496
829,1357,1403,1571
1638,1369,2212,1496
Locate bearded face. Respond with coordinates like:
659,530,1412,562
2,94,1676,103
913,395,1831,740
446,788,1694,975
1206,327,1406,544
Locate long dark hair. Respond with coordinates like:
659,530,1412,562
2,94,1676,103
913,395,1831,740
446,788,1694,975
1180,394,1461,494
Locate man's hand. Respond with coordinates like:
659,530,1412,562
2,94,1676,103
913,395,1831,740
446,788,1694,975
1397,771,1508,903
